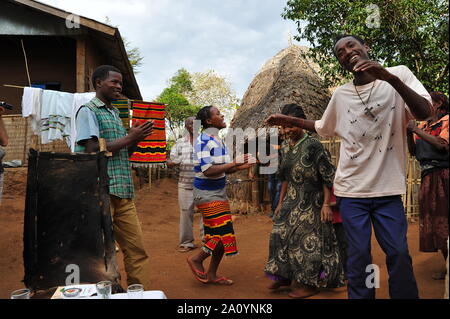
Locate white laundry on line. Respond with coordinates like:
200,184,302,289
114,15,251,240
40,90,74,144
21,87,43,134
69,92,96,151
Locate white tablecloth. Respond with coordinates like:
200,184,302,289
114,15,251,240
90,290,167,299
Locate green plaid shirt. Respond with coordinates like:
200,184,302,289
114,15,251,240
76,97,134,199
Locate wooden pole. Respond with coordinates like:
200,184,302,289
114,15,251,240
251,166,259,212
148,167,152,190
3,84,25,89
21,39,32,87
76,38,86,93
406,157,413,219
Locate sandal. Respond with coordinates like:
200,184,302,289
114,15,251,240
268,280,291,290
186,257,207,282
209,277,234,285
178,246,196,253
288,289,319,299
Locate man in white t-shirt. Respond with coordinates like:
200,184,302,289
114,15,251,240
265,35,432,299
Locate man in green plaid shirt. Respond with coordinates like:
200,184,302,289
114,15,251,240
75,65,153,289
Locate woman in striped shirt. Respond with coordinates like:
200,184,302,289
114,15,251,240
187,105,255,285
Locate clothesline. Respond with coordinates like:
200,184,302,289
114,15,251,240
5,85,167,167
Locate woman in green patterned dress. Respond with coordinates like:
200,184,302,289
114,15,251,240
264,103,345,298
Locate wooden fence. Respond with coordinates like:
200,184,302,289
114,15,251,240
2,115,69,164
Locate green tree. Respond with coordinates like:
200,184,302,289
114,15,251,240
283,0,449,93
157,69,200,139
123,39,144,74
185,70,240,125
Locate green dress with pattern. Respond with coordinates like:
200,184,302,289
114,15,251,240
264,134,345,288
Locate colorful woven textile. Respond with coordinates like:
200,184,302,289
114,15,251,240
129,101,166,167
112,99,130,129
196,200,237,256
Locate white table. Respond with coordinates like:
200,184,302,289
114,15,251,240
53,285,167,299
88,290,167,299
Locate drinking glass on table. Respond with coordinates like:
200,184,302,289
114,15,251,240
127,284,144,299
11,288,31,299
96,281,112,299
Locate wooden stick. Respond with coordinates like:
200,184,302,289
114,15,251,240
148,167,152,190
3,84,26,89
21,39,32,87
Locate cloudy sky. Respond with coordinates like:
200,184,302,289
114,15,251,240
39,0,308,101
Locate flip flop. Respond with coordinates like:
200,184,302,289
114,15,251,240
209,277,234,286
268,280,291,290
288,289,319,299
178,246,196,253
186,257,207,282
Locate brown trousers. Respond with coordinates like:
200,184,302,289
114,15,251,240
110,195,151,289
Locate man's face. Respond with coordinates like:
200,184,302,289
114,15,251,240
96,71,123,101
206,107,226,129
334,37,370,72
185,118,194,134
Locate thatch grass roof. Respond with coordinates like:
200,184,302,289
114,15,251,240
230,45,331,131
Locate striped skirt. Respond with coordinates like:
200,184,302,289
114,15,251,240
193,187,237,256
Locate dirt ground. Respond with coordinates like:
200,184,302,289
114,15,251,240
0,167,446,299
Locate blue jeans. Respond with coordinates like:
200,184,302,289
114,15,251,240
267,174,281,212
338,196,419,299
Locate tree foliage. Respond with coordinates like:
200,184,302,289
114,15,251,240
157,69,240,140
283,0,449,94
157,69,201,139
186,70,240,125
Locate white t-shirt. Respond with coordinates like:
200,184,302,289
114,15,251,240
315,65,432,198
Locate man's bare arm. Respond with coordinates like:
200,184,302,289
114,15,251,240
265,114,317,133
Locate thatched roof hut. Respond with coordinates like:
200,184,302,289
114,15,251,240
230,45,331,131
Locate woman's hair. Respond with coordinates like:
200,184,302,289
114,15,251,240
430,91,449,114
281,103,306,119
196,105,214,128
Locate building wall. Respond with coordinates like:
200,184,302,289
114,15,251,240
85,37,109,91
0,35,76,114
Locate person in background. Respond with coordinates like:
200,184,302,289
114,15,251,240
407,91,449,280
167,116,204,252
0,104,9,204
264,103,345,299
329,186,348,280
75,65,153,289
